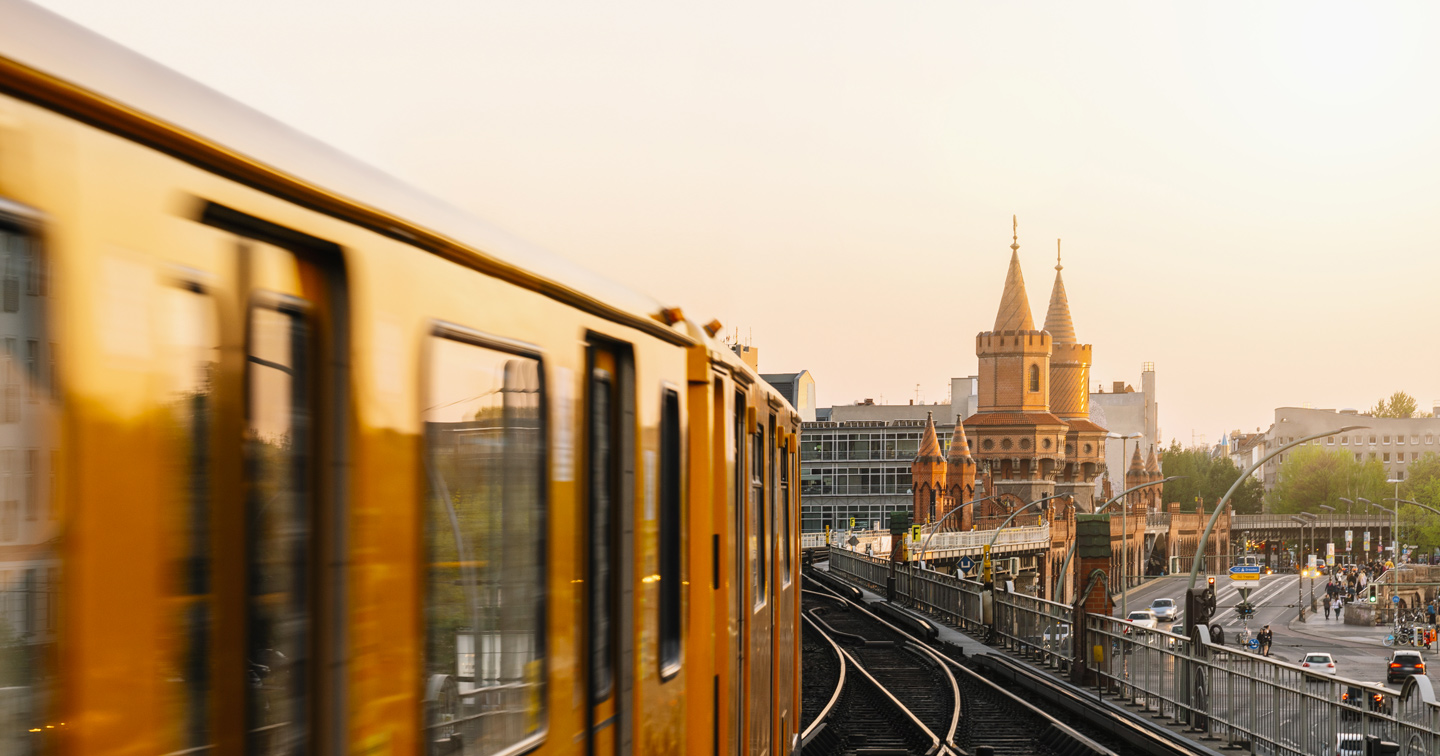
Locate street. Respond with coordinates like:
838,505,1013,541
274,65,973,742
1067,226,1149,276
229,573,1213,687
1124,573,1404,685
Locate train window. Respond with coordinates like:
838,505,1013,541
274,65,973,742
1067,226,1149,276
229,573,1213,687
779,443,791,584
589,369,615,702
751,425,766,608
246,300,311,755
423,334,546,755
0,216,56,743
162,283,217,752
658,388,681,677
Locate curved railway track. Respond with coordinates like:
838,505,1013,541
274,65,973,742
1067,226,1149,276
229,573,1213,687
801,570,1210,756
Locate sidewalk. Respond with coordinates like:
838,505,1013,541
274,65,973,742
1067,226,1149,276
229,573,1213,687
1285,610,1393,648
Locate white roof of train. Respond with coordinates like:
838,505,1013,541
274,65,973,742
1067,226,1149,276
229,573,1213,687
0,0,674,325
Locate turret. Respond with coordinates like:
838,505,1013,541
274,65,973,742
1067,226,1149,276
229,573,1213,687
910,412,949,525
945,418,977,531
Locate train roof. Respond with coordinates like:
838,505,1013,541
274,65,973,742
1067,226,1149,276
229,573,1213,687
0,0,688,343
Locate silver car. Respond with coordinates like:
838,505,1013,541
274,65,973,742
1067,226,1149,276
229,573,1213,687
1149,597,1178,622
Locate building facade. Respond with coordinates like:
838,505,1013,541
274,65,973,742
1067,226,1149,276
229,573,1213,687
1260,406,1440,490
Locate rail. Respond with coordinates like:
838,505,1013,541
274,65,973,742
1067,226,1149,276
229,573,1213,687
1146,511,1171,533
828,548,990,635
801,532,827,550
1231,513,1391,530
992,588,1075,672
830,524,1050,561
1090,613,1440,754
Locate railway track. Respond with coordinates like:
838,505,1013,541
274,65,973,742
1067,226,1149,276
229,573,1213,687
802,570,1215,756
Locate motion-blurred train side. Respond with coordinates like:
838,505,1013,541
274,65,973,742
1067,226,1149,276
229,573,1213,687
0,2,801,754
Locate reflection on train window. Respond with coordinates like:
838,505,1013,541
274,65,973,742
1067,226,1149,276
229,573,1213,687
780,445,791,584
163,284,217,753
658,388,681,675
424,336,546,755
588,369,614,702
246,302,311,756
750,426,766,609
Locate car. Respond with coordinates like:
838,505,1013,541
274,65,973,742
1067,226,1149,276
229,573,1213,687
1124,609,1157,632
1336,733,1364,756
1341,684,1389,719
1149,597,1178,622
1042,623,1071,649
1301,652,1338,676
1388,650,1425,684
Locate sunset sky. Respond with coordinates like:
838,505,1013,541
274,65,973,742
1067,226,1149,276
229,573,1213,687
32,0,1440,446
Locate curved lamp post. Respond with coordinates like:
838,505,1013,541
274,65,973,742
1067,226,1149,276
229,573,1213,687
1052,476,1186,603
982,493,1072,584
1289,514,1313,619
915,492,1003,569
1188,425,1368,589
1319,504,1336,568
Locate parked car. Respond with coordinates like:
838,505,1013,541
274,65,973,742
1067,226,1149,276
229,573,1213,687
1042,623,1070,650
1336,733,1364,756
1301,652,1338,676
1124,610,1157,633
1149,597,1178,622
1388,650,1425,684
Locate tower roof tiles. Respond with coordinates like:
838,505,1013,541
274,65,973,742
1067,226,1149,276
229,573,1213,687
993,217,1036,333
1145,445,1160,474
1044,239,1077,344
1128,444,1145,473
947,417,973,464
918,412,943,458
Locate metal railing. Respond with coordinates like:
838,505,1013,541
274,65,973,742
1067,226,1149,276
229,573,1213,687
801,532,827,549
1231,513,1391,530
1145,511,1171,533
1090,613,1440,754
828,548,988,633
992,588,1074,671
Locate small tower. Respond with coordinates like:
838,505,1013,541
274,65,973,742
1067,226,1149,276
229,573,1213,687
910,412,950,525
945,418,977,531
1045,239,1106,510
1143,445,1162,512
1124,444,1146,514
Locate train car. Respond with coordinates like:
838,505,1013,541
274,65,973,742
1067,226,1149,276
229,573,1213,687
0,2,801,755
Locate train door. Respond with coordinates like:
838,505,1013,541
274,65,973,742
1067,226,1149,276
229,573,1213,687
746,406,772,756
585,338,634,756
201,203,349,756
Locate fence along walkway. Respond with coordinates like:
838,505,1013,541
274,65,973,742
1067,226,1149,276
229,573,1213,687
826,547,1440,754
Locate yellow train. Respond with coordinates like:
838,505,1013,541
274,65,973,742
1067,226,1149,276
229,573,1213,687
0,2,801,754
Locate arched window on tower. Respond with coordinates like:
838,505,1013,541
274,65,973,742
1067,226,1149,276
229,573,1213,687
1028,364,1040,392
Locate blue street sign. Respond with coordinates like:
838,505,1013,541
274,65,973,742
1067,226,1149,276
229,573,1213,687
958,556,975,574
1393,596,1401,604
1229,565,1261,574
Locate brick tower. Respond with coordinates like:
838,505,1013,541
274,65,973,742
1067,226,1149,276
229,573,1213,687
1045,239,1107,510
965,218,1068,504
910,412,951,525
945,418,977,531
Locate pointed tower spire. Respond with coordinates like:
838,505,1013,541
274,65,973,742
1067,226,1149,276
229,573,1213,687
947,417,973,464
1044,238,1077,344
918,411,943,458
1128,443,1145,474
1145,445,1160,475
993,215,1036,332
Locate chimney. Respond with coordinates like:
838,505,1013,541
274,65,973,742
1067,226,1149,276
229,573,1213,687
909,399,914,405
1112,381,1126,394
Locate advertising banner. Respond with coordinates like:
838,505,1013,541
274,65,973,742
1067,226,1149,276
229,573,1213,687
1365,531,1371,553
1345,529,1353,551
1327,542,1335,566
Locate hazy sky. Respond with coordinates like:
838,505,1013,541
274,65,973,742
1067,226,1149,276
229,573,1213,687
32,1,1440,446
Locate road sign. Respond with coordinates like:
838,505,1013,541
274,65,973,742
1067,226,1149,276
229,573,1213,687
1238,587,1252,603
848,535,859,547
1229,564,1260,581
1393,595,1401,605
958,555,975,573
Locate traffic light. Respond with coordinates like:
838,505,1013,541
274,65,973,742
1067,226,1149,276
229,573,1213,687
1234,602,1255,619
1368,585,1378,603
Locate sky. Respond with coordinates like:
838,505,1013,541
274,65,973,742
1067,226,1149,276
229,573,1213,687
29,0,1440,446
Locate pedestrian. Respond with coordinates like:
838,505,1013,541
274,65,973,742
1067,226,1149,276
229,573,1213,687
1428,601,1438,627
1324,594,1333,620
1258,624,1273,657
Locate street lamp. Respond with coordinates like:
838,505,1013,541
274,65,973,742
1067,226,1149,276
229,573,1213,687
1108,431,1144,610
1387,477,1403,558
915,492,1003,569
982,493,1072,584
1052,476,1186,603
1188,425,1368,589
1290,514,1311,620
1298,512,1319,613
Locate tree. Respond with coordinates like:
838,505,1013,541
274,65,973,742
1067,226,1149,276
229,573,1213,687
1160,443,1265,514
1265,445,1389,515
1372,391,1420,419
1400,453,1440,553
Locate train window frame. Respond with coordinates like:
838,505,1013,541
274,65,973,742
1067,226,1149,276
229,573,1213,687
420,322,550,756
657,385,682,680
162,275,219,753
779,436,791,586
750,420,766,611
244,291,314,755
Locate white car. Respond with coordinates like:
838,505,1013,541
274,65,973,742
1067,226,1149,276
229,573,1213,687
1149,597,1178,622
1301,652,1338,676
1124,610,1157,632
1042,623,1071,649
